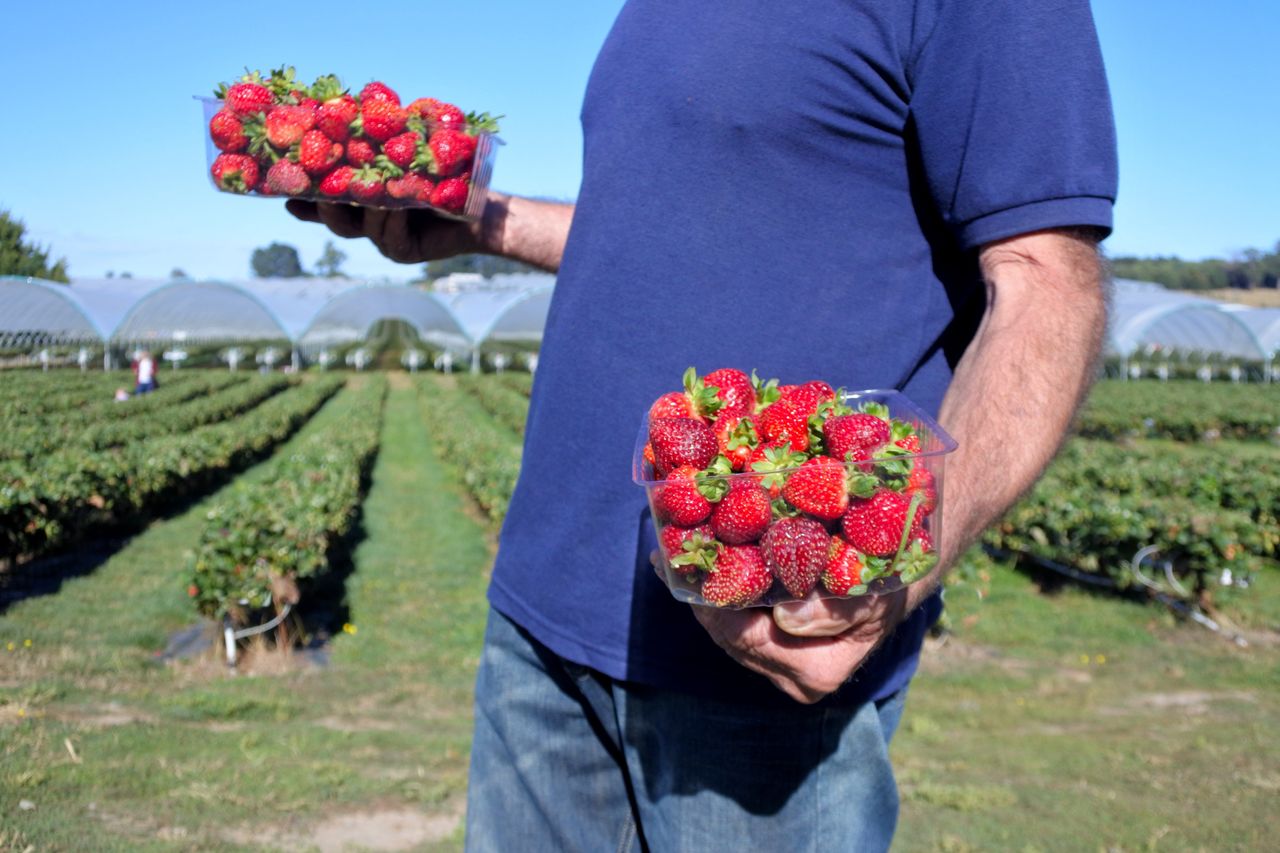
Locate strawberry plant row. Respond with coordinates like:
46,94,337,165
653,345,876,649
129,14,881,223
1045,439,1279,527
416,377,521,521
1,376,290,462
985,479,1276,588
0,377,344,566
0,373,244,432
187,377,386,625
1077,381,1280,442
458,375,530,436
496,373,533,398
0,372,154,416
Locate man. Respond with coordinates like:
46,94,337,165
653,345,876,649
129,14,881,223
290,1,1116,848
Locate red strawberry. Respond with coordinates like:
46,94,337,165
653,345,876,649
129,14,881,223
429,176,470,213
823,414,889,464
382,132,421,169
647,368,724,425
904,465,937,515
760,517,829,598
318,165,356,197
802,380,836,402
348,166,386,204
747,442,806,498
409,97,466,129
264,105,315,148
715,414,759,472
758,398,811,451
822,539,865,596
209,109,248,152
224,81,273,116
704,368,754,419
711,478,771,545
346,138,377,167
701,545,772,608
895,434,922,453
264,159,310,196
290,90,319,110
424,128,477,176
777,383,824,414
649,417,718,476
653,465,713,526
210,153,259,192
361,99,407,142
386,172,429,200
660,523,716,577
841,490,922,557
782,456,849,521
298,129,343,175
360,81,400,105
316,94,359,142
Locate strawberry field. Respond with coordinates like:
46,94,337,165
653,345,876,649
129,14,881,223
1,371,1277,851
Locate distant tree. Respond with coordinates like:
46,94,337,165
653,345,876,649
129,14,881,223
120,271,133,279
314,240,347,277
0,210,69,282
251,242,306,278
419,254,541,283
170,268,190,279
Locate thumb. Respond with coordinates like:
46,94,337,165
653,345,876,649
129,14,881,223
773,596,864,637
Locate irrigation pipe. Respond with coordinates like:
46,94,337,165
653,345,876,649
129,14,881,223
222,603,293,668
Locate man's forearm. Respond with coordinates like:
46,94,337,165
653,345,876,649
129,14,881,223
929,229,1108,585
480,192,576,273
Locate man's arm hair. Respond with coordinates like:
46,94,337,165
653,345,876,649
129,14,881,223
481,193,576,273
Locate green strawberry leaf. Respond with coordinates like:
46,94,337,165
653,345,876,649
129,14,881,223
859,401,890,421
897,539,938,584
860,556,891,584
752,370,780,409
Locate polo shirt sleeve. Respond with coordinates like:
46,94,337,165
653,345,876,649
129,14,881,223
908,0,1118,250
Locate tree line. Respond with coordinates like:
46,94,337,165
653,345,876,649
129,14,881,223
1110,242,1280,291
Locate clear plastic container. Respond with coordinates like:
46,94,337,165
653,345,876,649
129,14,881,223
198,96,502,221
633,389,957,609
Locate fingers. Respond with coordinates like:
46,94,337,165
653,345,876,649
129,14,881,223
364,209,417,262
315,202,367,239
773,597,866,638
285,200,320,222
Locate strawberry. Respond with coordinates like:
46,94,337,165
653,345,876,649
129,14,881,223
660,524,717,577
423,128,477,176
348,166,386,204
222,80,274,116
703,368,754,419
382,132,421,169
823,413,889,463
904,465,937,516
895,434,922,453
758,397,811,452
841,490,924,557
710,478,771,545
264,159,310,196
649,417,718,476
291,91,320,110
409,97,467,129
209,110,248,152
360,81,400,105
647,368,724,425
701,545,773,607
346,138,377,167
802,380,836,402
298,129,343,175
210,153,260,193
715,414,759,471
653,465,714,526
316,94,359,142
760,517,829,598
747,442,806,499
387,172,430,200
318,165,355,197
361,99,407,142
429,177,470,213
264,105,315,148
821,539,865,596
782,456,849,521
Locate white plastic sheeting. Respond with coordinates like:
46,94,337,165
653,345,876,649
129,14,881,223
1106,279,1271,359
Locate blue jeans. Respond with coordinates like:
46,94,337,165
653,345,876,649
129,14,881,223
465,608,907,852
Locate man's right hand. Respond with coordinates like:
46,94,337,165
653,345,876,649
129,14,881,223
286,199,486,264
286,191,575,273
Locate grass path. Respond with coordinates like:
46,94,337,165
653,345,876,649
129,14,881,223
0,380,492,851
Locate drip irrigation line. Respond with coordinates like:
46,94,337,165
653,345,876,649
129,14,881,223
222,603,292,668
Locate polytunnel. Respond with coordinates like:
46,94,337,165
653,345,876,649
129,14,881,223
296,284,472,352
1107,279,1267,360
112,280,291,344
0,276,106,348
1219,306,1280,358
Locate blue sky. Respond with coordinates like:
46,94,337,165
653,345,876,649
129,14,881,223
1,1,1276,280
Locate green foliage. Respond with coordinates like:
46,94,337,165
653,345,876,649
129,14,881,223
187,378,385,623
250,241,306,277
457,374,531,435
497,372,534,397
1111,239,1280,290
419,253,541,282
0,210,69,282
1077,380,1280,441
314,239,347,277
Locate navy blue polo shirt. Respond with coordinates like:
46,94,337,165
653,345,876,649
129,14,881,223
489,0,1116,706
